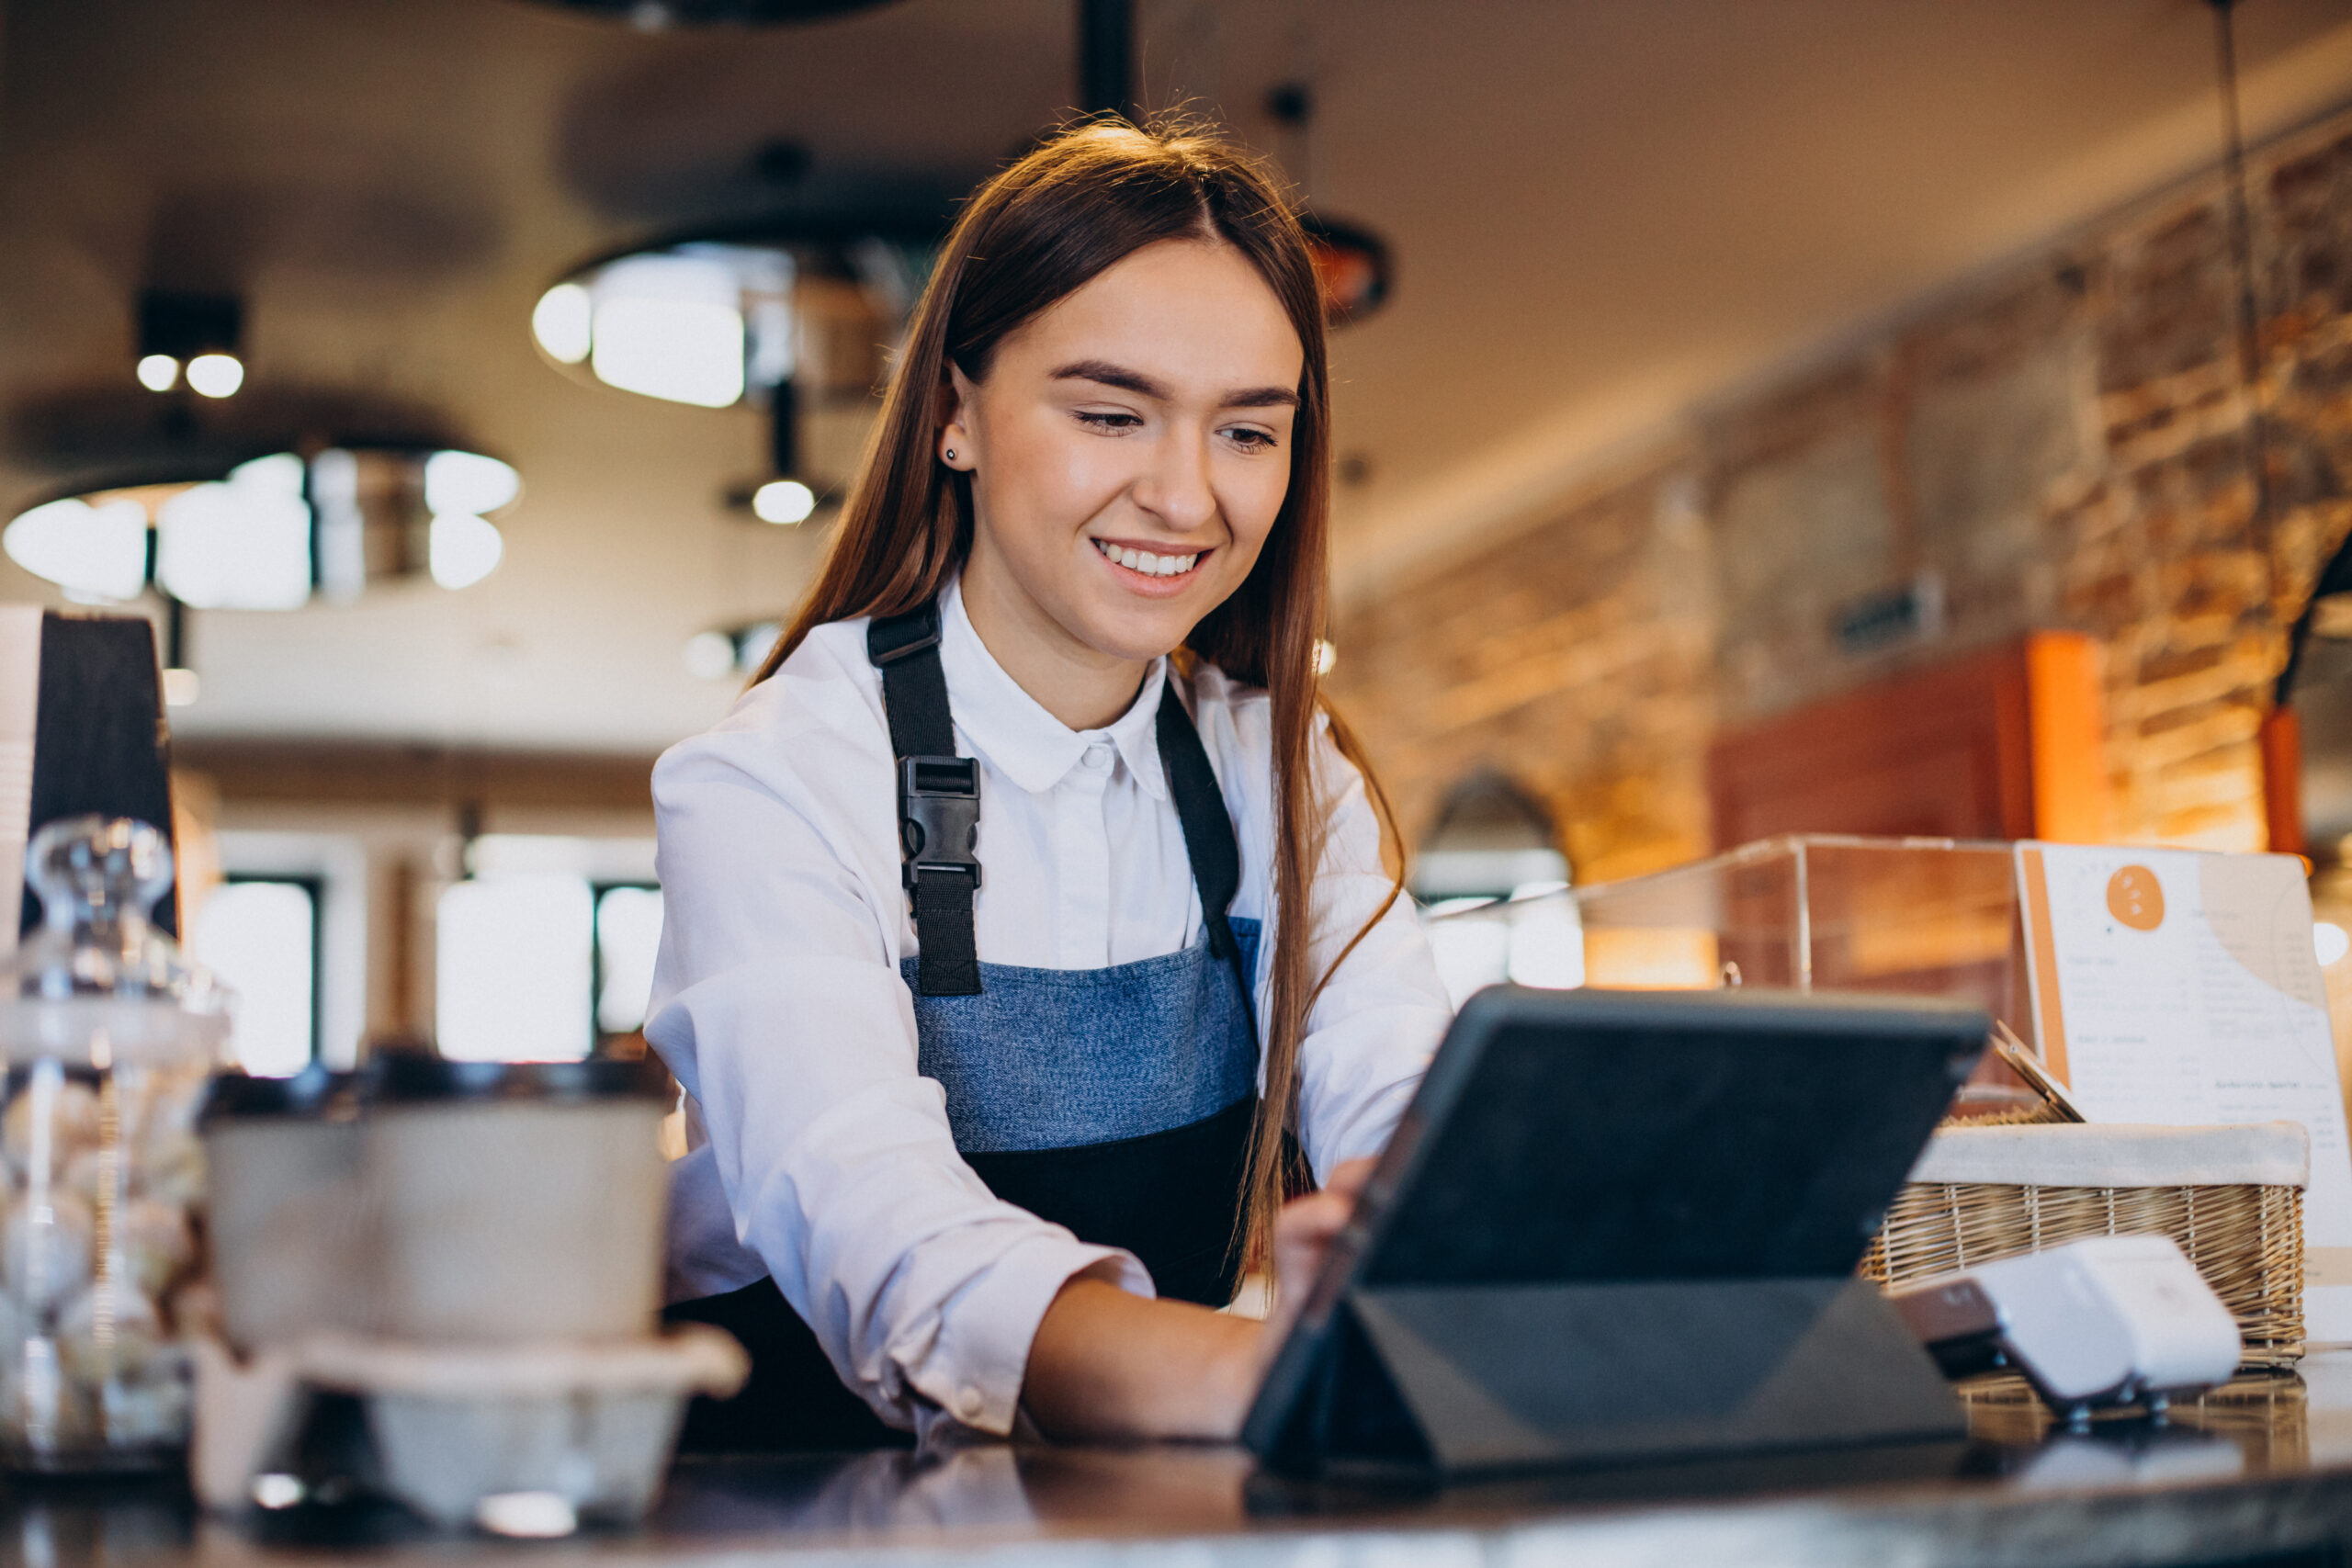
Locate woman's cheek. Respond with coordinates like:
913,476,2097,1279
1233,469,1289,552
1037,434,1129,526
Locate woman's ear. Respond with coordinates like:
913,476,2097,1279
939,364,978,470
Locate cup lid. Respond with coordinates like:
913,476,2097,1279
198,1063,357,1126
363,1051,669,1106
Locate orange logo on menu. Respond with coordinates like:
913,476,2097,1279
2106,865,2165,931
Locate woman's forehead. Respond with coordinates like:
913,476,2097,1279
996,240,1304,396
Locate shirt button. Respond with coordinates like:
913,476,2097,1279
1081,744,1112,771
956,1386,986,1421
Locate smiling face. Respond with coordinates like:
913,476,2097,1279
943,237,1305,721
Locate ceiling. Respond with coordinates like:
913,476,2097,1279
2,0,2348,753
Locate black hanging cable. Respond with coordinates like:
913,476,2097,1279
1077,0,1136,121
2207,2,2293,704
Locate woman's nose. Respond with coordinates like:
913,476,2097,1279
1131,427,1217,533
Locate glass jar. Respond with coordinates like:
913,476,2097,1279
0,817,230,1471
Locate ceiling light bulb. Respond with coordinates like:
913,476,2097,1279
155,460,313,610
586,253,745,407
424,450,521,516
532,283,594,365
752,479,815,525
3,496,151,603
592,299,743,407
136,355,179,392
429,513,503,590
185,353,244,399
684,630,737,681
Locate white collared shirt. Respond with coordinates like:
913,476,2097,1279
648,581,1451,1437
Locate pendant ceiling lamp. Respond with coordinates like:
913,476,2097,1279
3,445,520,610
684,615,782,682
1258,77,1395,330
530,215,940,520
135,290,246,400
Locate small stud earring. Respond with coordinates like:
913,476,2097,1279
944,447,956,461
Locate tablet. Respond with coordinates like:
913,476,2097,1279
1243,985,1989,1476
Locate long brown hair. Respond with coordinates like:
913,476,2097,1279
758,117,1400,1271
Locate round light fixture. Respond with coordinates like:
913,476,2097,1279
684,619,782,680
1301,217,1393,327
751,479,816,525
185,353,246,400
683,630,739,681
3,446,521,609
530,283,594,367
3,495,152,604
534,218,941,521
429,512,506,591
532,236,930,412
137,291,244,396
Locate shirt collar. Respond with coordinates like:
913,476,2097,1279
938,579,1170,801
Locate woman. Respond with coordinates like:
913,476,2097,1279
650,118,1451,1448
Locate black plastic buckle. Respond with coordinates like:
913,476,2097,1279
898,755,980,889
868,604,943,666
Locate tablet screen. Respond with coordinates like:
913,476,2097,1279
1360,989,1986,1285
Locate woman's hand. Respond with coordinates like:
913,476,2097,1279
1019,1159,1379,1444
1259,1157,1375,1370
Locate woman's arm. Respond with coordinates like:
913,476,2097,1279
650,657,1150,1437
1021,1158,1374,1441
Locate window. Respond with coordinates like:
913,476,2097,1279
435,874,595,1062
435,837,660,1063
190,876,321,1076
594,884,663,1039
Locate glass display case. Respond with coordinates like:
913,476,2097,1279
1425,833,2032,1046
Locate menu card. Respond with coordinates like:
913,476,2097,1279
2017,842,2352,1341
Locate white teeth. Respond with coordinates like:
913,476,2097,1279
1092,539,1200,577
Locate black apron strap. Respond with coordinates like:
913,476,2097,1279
868,605,1255,1023
1155,682,1261,1060
869,604,982,997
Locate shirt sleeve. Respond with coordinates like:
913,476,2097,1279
644,661,1148,1438
1281,719,1455,1184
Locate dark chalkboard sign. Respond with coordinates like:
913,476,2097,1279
16,612,177,937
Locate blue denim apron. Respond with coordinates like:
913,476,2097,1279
667,605,1261,1450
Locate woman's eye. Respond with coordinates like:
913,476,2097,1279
1075,411,1142,432
1224,426,1279,453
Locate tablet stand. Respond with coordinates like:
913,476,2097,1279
1257,1276,1964,1477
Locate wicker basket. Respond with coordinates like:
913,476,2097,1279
1860,1122,2310,1370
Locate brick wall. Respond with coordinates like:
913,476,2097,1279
1329,110,2352,880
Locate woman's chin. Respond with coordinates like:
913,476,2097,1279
1066,592,1199,667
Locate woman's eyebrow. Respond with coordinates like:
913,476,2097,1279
1050,358,1299,410
1051,359,1166,398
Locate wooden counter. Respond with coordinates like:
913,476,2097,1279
21,1358,2352,1568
